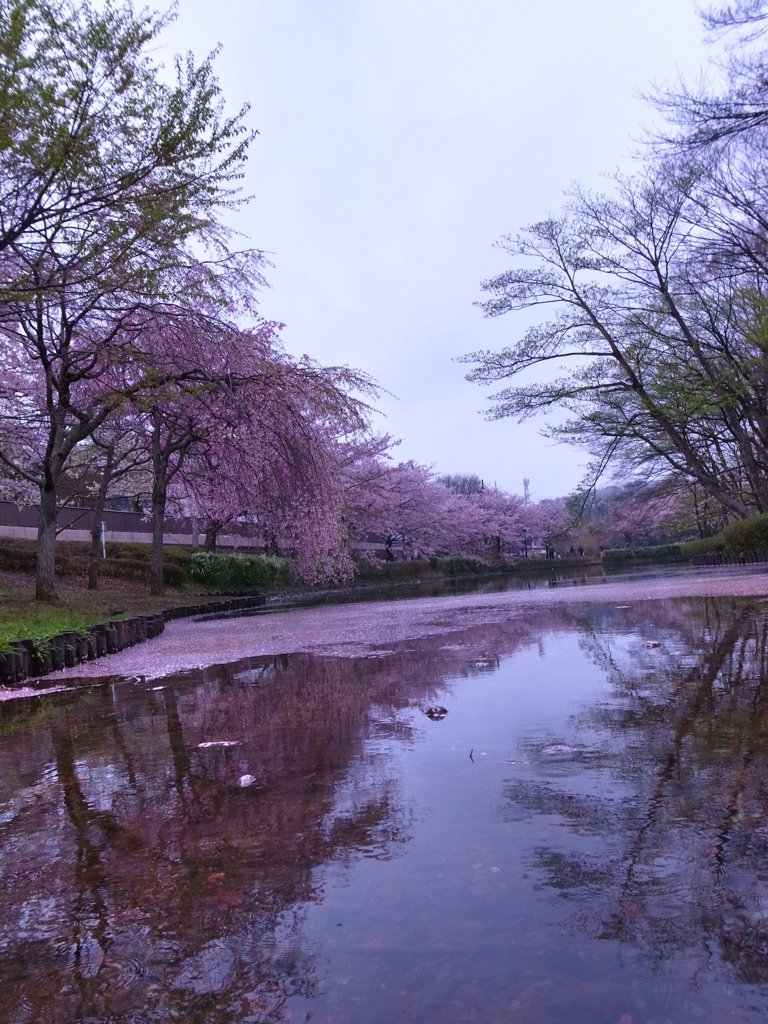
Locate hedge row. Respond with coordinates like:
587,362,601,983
605,515,768,561
428,555,488,575
188,551,293,590
721,512,768,554
680,513,768,558
601,544,685,563
0,541,297,591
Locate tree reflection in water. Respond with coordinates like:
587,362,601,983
4,596,768,1022
0,651,436,1023
0,607,551,1024
505,597,768,989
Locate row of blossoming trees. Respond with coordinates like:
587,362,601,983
0,0,570,601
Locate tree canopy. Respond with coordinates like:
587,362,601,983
463,1,768,522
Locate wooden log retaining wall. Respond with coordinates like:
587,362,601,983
0,595,266,688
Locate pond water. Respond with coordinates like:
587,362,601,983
3,583,768,1022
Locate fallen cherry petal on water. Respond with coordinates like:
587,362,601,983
198,740,241,748
239,774,257,787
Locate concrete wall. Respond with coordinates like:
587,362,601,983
0,500,261,549
0,501,390,557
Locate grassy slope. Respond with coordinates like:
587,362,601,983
0,575,210,649
0,538,204,647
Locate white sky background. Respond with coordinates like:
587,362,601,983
161,0,710,500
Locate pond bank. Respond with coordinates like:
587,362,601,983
0,595,267,697
0,558,602,680
28,563,768,693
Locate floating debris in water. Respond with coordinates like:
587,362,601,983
469,658,493,669
197,740,241,748
424,705,448,721
542,744,574,755
644,640,661,648
238,774,257,787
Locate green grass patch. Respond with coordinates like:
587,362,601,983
0,576,235,650
0,604,96,649
0,539,221,650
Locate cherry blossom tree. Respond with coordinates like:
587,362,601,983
0,295,248,598
0,0,262,600
470,486,527,559
518,498,571,558
135,322,379,592
342,461,529,563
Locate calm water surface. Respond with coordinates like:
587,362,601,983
3,592,768,1022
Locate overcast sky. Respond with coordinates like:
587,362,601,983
161,1,709,499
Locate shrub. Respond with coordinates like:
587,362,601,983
352,559,428,582
721,513,768,554
428,556,487,575
0,541,37,573
601,544,683,563
680,535,725,557
189,551,292,591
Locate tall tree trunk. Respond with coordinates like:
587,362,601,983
204,525,218,552
36,483,58,602
88,445,114,590
147,406,198,593
151,486,166,595
150,411,167,596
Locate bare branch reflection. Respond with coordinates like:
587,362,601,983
503,598,768,985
